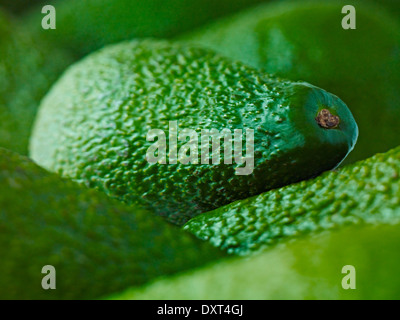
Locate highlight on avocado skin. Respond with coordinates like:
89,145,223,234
30,39,357,225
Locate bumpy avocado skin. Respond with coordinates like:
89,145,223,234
25,0,270,58
184,1,400,164
0,148,225,299
30,40,357,225
110,224,400,300
184,146,400,255
0,11,72,155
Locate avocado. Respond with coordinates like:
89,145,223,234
0,147,225,299
183,0,400,164
0,10,72,155
24,0,271,59
30,39,358,225
110,223,400,300
184,146,400,255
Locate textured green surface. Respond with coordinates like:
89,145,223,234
25,0,270,58
0,10,72,155
184,146,400,255
110,223,400,300
184,0,400,164
0,148,225,300
30,40,357,225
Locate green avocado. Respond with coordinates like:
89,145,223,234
184,146,400,255
30,40,358,225
0,10,72,155
110,223,400,300
183,0,400,164
0,148,225,299
24,0,271,58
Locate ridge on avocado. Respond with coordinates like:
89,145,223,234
184,146,400,255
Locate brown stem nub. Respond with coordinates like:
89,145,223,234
316,109,340,129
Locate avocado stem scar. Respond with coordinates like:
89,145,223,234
316,109,340,129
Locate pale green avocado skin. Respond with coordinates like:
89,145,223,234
0,10,73,155
0,148,225,300
184,146,400,255
110,224,400,300
184,0,400,164
25,0,271,58
30,40,357,225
